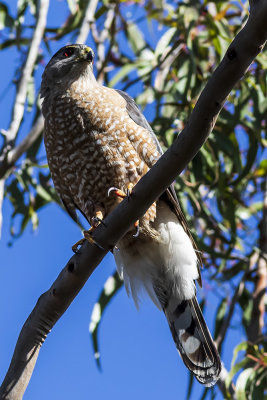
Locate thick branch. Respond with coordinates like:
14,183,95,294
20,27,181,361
1,1,267,399
4,0,49,144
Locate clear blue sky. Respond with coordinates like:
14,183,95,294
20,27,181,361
0,1,244,399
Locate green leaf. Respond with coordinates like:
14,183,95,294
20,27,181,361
236,368,254,400
154,27,176,59
66,0,78,14
109,64,137,88
214,296,228,340
0,2,13,29
255,159,267,177
126,24,145,54
225,342,251,388
89,271,123,369
226,358,250,389
17,0,36,17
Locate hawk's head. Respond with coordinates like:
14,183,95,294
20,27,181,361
40,44,95,99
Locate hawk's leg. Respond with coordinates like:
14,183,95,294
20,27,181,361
72,211,105,253
108,184,140,237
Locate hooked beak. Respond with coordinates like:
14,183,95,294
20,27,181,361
80,46,94,64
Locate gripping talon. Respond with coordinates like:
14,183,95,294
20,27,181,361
126,183,134,199
107,187,126,198
72,227,105,253
91,216,107,228
133,220,140,238
108,184,139,236
83,229,105,250
72,238,86,253
108,183,134,200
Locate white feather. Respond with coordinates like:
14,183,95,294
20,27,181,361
114,201,199,308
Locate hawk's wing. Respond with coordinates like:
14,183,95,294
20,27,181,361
116,89,202,279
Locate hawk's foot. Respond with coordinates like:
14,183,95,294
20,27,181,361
108,184,139,238
90,213,106,229
72,237,86,253
107,183,134,200
72,214,105,253
72,228,96,253
133,220,140,238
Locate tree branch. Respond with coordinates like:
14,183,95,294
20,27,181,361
93,6,116,84
215,274,246,352
76,0,99,44
217,363,237,400
246,177,267,342
4,0,49,145
0,115,44,180
1,1,267,399
0,0,99,180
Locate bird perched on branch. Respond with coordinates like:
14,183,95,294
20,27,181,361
41,44,221,386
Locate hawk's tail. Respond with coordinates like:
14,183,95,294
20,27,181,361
159,292,221,386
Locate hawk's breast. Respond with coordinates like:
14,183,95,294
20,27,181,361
44,85,159,225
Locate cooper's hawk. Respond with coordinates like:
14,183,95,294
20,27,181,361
41,44,221,386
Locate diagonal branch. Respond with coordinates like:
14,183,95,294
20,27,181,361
7,115,44,167
0,115,44,180
4,0,49,144
1,1,267,399
215,274,246,352
217,363,237,400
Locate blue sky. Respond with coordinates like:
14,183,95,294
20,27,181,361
0,1,246,399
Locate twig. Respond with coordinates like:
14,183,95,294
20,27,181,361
0,115,44,180
217,363,237,400
1,0,267,398
154,44,184,90
247,177,267,342
94,7,116,83
4,0,49,144
76,0,99,44
215,273,246,352
7,115,44,166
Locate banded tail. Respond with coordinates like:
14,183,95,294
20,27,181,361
158,290,221,386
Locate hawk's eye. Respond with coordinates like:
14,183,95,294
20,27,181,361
63,48,74,58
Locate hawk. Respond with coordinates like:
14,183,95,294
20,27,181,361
41,44,221,386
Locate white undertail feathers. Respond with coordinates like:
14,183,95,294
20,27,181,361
114,201,221,386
